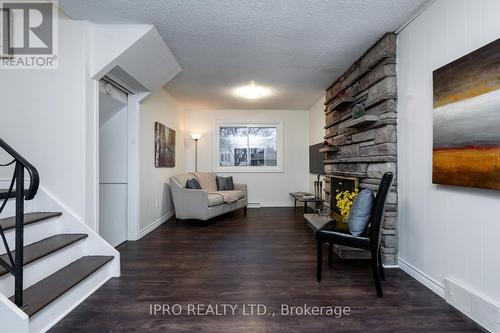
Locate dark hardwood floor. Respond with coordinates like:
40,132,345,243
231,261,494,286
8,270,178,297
51,208,485,332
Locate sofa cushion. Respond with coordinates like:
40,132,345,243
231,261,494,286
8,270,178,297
193,172,217,192
216,176,234,191
214,190,245,203
186,178,202,189
347,189,375,236
230,190,245,200
207,193,224,207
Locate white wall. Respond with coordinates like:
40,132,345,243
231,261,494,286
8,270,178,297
308,96,326,193
398,0,500,317
0,13,89,220
139,89,185,236
184,109,309,206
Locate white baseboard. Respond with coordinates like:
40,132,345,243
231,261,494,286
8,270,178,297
398,257,445,298
247,202,295,208
247,202,261,208
398,258,499,332
138,210,175,238
259,202,294,207
445,277,500,333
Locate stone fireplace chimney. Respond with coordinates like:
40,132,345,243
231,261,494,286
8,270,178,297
322,33,398,265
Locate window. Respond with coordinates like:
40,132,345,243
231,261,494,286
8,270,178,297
214,121,283,172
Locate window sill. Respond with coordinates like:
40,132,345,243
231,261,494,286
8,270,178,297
213,166,284,173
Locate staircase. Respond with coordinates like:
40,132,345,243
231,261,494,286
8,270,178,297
0,139,120,333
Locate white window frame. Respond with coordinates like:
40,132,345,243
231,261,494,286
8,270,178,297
213,120,284,173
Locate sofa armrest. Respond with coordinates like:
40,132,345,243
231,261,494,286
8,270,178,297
170,178,209,219
234,183,247,198
172,187,208,207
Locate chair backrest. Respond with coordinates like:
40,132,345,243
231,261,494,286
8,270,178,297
369,172,394,248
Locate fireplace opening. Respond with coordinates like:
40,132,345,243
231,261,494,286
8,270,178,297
329,176,359,221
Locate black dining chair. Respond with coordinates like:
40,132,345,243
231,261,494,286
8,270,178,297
316,172,394,297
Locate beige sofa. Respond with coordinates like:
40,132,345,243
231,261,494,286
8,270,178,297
170,172,247,220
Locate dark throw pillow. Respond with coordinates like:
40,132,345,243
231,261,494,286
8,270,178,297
347,189,374,236
216,176,234,191
185,178,202,189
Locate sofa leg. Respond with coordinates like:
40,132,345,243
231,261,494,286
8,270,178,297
244,206,247,215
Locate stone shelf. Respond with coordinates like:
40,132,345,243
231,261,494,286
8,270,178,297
324,155,397,164
344,115,380,129
324,96,355,114
319,146,340,153
325,171,367,178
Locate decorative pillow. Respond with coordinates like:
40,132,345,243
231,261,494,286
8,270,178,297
216,176,234,191
347,189,374,236
185,178,202,189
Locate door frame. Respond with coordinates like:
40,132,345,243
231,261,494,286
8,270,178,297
126,93,140,241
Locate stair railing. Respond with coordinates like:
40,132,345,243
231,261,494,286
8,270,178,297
0,138,39,307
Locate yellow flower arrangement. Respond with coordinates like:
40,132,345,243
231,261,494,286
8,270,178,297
335,189,359,217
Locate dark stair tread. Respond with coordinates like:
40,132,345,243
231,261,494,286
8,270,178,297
0,189,29,200
0,234,88,277
10,255,114,317
0,212,62,231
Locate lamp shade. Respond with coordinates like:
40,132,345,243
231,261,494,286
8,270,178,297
191,133,202,140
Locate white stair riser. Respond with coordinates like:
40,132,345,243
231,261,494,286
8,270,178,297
29,261,115,333
60,220,121,257
0,200,33,219
0,241,87,296
0,218,61,254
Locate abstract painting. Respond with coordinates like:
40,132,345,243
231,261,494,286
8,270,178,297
433,37,500,190
154,122,175,168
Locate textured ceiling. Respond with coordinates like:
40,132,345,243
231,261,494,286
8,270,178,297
59,0,430,110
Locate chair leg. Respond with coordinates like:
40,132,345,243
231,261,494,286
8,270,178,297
371,251,383,298
328,242,334,268
378,249,385,281
317,241,323,282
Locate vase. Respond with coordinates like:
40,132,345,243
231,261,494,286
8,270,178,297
337,215,349,231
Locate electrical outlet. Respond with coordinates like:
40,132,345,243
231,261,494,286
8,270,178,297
155,199,159,208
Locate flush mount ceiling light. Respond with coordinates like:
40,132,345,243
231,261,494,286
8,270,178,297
233,81,271,99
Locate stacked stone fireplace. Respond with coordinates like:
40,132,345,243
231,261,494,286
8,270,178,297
322,33,398,265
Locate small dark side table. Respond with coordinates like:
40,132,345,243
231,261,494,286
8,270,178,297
289,192,324,213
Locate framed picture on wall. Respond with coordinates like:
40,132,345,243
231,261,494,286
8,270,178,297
154,122,176,168
432,37,500,190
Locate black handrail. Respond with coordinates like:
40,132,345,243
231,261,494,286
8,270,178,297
0,138,40,307
0,138,39,199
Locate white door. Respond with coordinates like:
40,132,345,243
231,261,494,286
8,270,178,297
99,81,128,247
